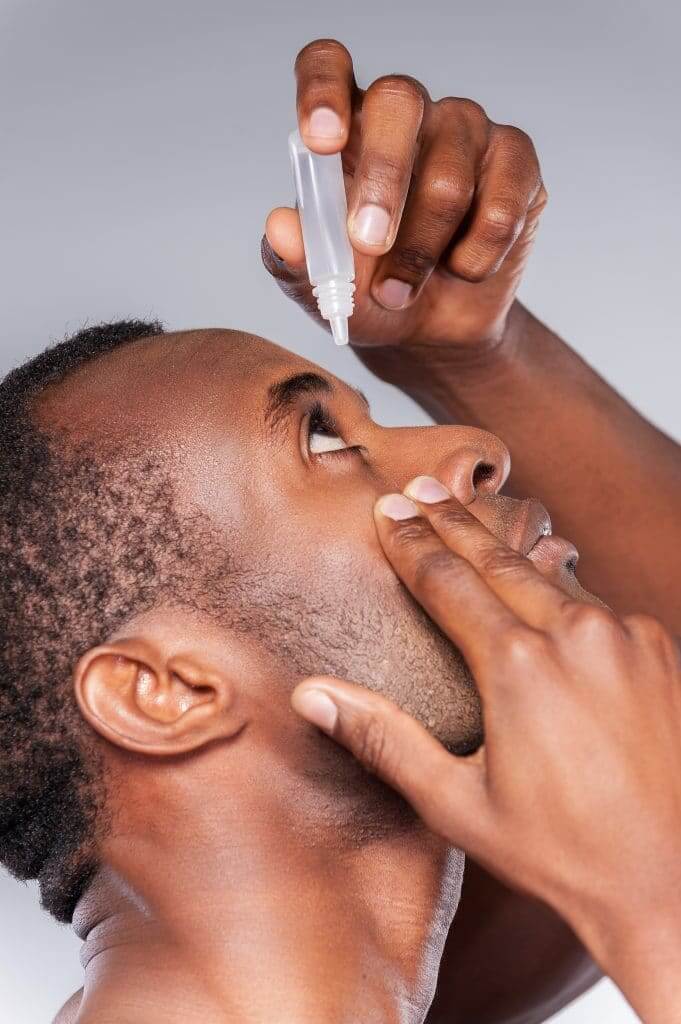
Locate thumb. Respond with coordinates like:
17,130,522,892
291,676,488,848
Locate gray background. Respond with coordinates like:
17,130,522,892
2,0,678,1019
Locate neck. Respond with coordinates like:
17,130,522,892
73,810,461,1024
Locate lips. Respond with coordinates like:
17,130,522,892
473,494,582,592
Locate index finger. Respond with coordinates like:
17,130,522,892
294,39,357,154
373,494,520,679
402,478,571,630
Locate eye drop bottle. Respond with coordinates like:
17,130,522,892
288,129,355,346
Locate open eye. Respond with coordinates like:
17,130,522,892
307,402,353,456
309,430,349,454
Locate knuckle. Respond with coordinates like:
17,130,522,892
502,625,549,670
623,611,658,634
562,603,622,642
411,548,460,593
624,612,672,648
494,123,536,156
423,175,474,222
369,74,427,109
354,714,390,774
429,503,470,533
295,38,352,74
388,518,433,553
449,257,494,283
391,244,437,279
450,96,488,124
475,544,524,580
361,152,410,189
435,95,463,116
478,202,523,245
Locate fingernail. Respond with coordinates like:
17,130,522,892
308,106,344,139
376,494,421,521
294,689,338,732
352,204,391,247
404,476,451,503
375,278,413,310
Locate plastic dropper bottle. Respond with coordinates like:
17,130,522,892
288,129,355,345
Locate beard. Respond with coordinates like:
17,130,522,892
223,555,484,756
183,541,481,840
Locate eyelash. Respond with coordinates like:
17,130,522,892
307,401,363,458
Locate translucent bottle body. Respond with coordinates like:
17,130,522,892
288,129,355,345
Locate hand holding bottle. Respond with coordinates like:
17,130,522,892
263,38,546,353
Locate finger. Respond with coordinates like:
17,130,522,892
291,676,489,849
447,124,542,283
294,39,357,154
260,220,318,321
402,477,570,629
264,207,306,269
373,494,520,678
370,99,480,311
346,75,427,256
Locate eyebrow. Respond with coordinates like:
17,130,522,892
264,371,370,430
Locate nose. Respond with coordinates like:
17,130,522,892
433,428,510,504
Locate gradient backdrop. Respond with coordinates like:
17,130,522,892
2,0,679,1020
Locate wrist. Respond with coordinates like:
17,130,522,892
354,301,531,419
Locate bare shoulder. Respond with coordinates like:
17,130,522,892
51,988,83,1024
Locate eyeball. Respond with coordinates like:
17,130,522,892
309,431,349,454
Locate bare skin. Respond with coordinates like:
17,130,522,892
263,38,681,1023
67,615,459,1024
292,482,681,1022
52,36,681,1024
46,327,576,1023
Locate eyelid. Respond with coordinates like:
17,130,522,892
307,400,345,443
301,400,365,461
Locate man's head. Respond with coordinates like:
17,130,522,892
0,322,577,923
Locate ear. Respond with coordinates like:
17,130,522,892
74,637,246,755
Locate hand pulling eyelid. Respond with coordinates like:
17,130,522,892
288,129,355,346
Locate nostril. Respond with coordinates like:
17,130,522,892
472,462,496,492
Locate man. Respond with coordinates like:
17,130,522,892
2,319,582,1024
3,37,675,1024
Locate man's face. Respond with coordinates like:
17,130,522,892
53,328,590,755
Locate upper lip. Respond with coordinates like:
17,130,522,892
513,499,552,556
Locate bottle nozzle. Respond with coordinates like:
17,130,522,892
330,315,349,346
312,277,355,345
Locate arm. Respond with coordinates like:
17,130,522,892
265,38,681,1024
358,301,681,633
291,494,681,1024
424,861,600,1024
360,304,681,1024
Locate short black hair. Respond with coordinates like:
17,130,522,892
0,318,205,922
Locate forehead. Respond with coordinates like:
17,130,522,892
36,328,340,442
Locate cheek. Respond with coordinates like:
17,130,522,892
261,474,389,583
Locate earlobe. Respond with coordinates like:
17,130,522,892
74,638,245,756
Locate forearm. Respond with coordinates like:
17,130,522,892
359,302,681,631
426,862,600,1024
575,907,681,1024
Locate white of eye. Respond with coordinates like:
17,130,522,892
309,431,350,454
